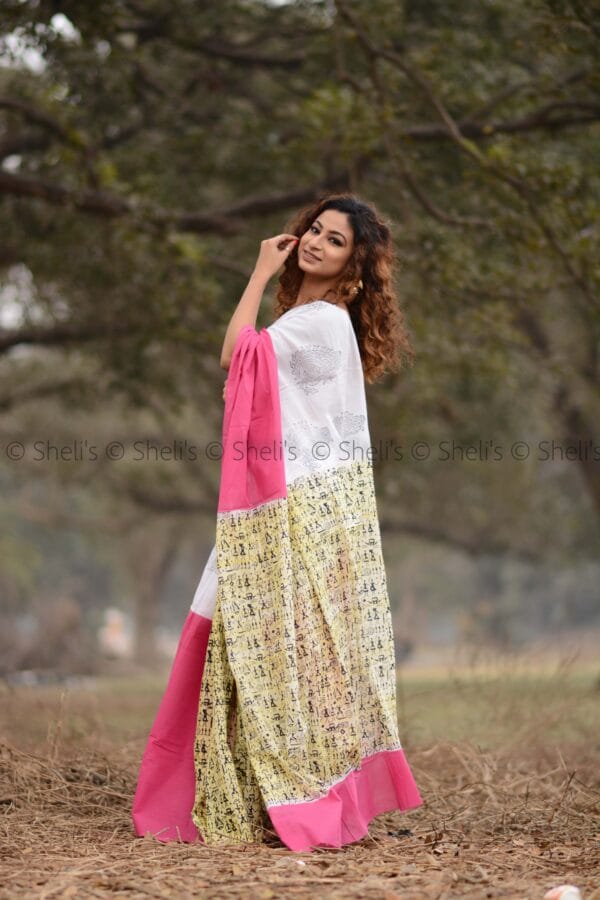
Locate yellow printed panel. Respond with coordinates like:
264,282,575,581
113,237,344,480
192,458,402,845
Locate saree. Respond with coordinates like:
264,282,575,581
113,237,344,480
132,300,423,852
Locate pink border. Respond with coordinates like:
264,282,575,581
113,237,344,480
131,610,210,843
131,608,424,851
218,325,287,513
267,746,423,852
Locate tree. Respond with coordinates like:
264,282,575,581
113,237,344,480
0,1,598,662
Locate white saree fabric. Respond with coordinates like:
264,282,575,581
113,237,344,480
191,300,371,620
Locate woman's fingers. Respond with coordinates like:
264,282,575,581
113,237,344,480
274,234,299,250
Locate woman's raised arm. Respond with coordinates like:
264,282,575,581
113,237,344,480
219,233,298,369
219,270,268,370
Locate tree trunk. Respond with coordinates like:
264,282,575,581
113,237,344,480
554,384,600,520
127,520,185,667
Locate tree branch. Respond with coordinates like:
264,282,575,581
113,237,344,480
0,131,50,159
0,377,90,411
334,0,597,307
400,101,600,141
0,168,351,234
0,320,139,353
0,170,130,215
123,484,217,516
0,96,72,142
172,36,306,69
379,516,541,562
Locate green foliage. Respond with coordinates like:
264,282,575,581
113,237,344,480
0,0,598,571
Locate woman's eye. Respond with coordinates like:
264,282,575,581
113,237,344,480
310,225,340,245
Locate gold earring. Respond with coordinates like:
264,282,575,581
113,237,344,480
353,278,363,294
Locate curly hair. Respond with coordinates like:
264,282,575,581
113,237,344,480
273,192,415,383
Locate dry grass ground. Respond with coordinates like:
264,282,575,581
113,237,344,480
0,650,598,899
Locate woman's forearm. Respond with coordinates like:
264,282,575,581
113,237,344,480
219,269,270,370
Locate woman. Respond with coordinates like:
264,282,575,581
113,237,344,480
132,192,423,853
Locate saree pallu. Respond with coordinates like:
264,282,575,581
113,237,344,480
132,301,423,852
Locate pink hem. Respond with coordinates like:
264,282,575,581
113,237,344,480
132,609,424,850
131,610,211,844
267,747,424,853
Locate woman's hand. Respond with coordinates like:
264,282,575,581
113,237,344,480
219,233,297,369
253,233,298,281
222,381,227,401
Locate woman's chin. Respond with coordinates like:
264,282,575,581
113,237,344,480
298,258,323,274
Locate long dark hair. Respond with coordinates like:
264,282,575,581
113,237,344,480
274,192,415,383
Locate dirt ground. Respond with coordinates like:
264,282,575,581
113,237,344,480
1,655,598,899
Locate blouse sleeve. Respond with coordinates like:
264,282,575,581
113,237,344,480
266,303,371,481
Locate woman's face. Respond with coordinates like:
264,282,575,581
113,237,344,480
297,209,354,279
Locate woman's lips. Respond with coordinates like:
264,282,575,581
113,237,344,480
303,250,320,262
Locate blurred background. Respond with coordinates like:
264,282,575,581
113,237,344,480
0,0,598,684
